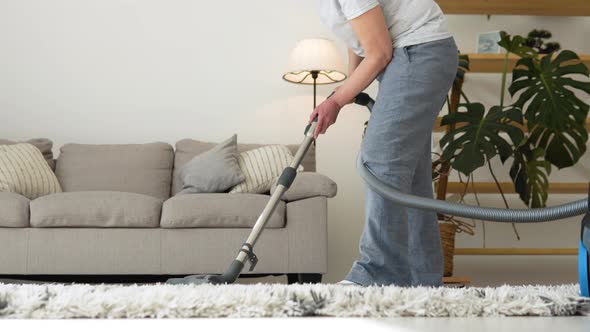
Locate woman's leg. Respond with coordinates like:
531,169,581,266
344,37,458,286
407,134,444,287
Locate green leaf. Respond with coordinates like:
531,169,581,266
508,50,590,168
529,124,588,169
440,103,524,176
498,31,538,58
509,145,551,208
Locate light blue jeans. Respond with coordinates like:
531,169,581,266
345,37,458,287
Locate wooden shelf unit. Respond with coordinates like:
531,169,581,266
443,181,589,194
435,0,590,16
434,117,590,133
455,248,578,255
464,53,590,73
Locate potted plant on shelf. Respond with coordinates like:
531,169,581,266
434,30,590,277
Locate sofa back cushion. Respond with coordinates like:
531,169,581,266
56,143,174,199
172,139,316,195
0,138,56,170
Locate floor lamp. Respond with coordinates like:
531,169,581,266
283,38,347,110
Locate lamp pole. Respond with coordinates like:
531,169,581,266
311,70,319,109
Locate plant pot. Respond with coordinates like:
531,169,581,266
439,222,458,277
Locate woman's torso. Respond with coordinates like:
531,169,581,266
318,0,451,57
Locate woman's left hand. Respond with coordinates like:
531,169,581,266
308,98,343,139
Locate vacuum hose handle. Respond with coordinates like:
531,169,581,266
354,92,375,111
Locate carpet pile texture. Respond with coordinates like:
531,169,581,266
0,283,588,318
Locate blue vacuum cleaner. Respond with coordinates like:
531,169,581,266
168,93,590,297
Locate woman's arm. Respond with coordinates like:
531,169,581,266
333,49,363,99
310,6,393,138
348,48,364,76
332,6,392,107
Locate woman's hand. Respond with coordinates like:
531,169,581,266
308,98,343,139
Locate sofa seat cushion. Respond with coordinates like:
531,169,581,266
161,193,285,228
0,192,30,227
30,191,163,228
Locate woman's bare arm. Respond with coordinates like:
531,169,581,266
333,49,363,100
330,6,392,107
348,48,364,76
310,6,393,138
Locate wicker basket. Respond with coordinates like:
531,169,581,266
439,222,458,277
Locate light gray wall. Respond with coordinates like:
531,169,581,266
1,0,588,286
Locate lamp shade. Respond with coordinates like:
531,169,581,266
283,38,347,85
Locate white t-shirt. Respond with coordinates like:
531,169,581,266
318,0,451,57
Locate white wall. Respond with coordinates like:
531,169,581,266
1,0,589,286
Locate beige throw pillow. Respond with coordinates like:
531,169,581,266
0,143,62,199
229,145,303,194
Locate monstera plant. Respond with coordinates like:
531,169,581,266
440,31,590,210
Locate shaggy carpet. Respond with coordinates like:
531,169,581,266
0,283,588,318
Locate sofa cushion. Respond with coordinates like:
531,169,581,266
178,134,244,194
229,145,303,194
161,193,285,228
0,138,55,170
30,191,163,228
56,142,174,199
0,143,63,199
270,172,337,202
172,139,316,195
0,192,30,227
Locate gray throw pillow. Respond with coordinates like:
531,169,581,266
177,134,245,194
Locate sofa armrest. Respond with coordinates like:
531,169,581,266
270,172,337,202
286,196,328,274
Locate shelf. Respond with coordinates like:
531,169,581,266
461,53,590,73
444,181,589,194
455,248,578,255
435,0,590,16
433,117,590,133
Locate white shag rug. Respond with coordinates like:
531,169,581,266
0,283,588,319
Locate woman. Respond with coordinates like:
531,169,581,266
310,0,458,286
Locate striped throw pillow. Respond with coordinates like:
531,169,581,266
0,143,62,199
229,145,303,194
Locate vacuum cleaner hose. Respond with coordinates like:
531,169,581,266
357,153,589,223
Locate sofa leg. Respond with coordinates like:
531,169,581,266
287,273,322,284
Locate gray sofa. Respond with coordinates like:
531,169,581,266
0,138,336,283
